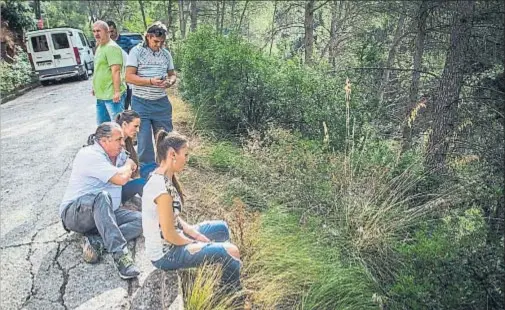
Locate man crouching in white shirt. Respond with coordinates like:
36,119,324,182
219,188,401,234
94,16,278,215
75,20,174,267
59,122,141,279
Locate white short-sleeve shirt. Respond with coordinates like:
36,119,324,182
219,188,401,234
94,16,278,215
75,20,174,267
142,173,182,261
59,143,128,216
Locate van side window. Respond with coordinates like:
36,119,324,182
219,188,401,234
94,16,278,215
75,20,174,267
52,33,70,50
31,35,49,52
83,34,91,46
78,33,87,47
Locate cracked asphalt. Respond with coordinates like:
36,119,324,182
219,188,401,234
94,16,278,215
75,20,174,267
1,80,182,310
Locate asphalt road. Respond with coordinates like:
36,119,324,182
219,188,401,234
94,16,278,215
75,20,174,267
0,80,181,310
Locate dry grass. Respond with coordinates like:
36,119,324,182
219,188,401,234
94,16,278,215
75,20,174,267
182,263,248,310
166,88,395,309
168,87,194,134
168,90,258,308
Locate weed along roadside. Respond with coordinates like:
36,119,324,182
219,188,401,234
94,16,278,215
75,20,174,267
170,88,427,309
171,25,503,309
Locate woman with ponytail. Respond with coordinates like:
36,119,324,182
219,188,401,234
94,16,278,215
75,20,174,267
115,110,146,203
142,130,242,292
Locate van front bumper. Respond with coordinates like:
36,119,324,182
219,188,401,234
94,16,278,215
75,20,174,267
36,65,85,81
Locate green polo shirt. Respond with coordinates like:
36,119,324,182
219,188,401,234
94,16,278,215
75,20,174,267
92,40,126,100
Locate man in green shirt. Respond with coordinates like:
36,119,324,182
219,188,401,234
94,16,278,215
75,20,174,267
92,20,127,125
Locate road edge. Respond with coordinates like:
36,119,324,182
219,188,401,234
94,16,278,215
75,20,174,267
1,81,41,105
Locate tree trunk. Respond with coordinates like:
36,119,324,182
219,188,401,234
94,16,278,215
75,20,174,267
328,0,339,70
230,0,236,28
378,14,405,106
503,10,505,309
304,0,315,65
167,0,175,40
34,0,41,19
238,0,249,31
114,1,124,25
220,0,225,33
425,1,475,171
178,0,186,39
139,0,147,29
190,0,197,32
269,0,278,56
401,0,429,153
215,1,221,33
88,1,96,28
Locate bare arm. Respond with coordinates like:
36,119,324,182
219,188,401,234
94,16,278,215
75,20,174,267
111,64,121,102
108,159,136,186
111,64,121,92
156,194,194,246
126,67,164,86
166,69,176,86
178,218,210,242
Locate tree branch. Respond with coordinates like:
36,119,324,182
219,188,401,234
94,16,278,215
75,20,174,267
327,67,440,79
238,0,249,30
311,0,331,13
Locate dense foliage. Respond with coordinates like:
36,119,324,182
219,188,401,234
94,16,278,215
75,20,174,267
0,0,34,34
178,26,367,151
0,47,35,94
180,24,504,309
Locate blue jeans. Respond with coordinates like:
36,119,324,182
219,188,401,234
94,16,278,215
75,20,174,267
121,178,146,203
152,220,241,289
140,162,158,179
61,191,142,254
96,92,126,125
131,95,173,168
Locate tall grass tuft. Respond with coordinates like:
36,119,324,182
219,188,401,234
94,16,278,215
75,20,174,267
182,263,245,310
242,206,380,310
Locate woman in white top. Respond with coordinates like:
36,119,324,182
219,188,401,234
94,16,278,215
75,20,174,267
142,130,241,291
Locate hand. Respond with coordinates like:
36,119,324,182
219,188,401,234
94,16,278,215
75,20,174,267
91,89,95,96
113,91,121,103
126,158,137,172
194,233,210,243
164,78,176,88
150,77,165,87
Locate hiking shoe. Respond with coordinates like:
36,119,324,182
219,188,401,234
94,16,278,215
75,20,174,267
114,252,140,279
82,235,104,264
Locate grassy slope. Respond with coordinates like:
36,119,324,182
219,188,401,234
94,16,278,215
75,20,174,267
170,89,382,310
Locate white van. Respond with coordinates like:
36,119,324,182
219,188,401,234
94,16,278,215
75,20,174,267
25,28,94,85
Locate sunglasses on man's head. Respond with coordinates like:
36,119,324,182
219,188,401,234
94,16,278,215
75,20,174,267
147,27,167,37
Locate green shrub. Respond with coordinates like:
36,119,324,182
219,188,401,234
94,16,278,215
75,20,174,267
0,46,35,94
179,27,368,151
179,27,275,132
207,142,244,172
224,178,268,212
389,208,504,309
179,26,503,310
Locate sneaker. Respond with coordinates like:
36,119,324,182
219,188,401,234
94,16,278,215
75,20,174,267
82,235,103,264
113,252,140,279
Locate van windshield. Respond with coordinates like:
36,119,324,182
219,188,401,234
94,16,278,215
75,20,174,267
52,33,70,50
31,35,49,52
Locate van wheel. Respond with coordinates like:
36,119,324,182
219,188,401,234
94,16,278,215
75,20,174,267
41,80,51,86
80,65,89,81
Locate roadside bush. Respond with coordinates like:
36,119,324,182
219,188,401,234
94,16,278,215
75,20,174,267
179,27,276,132
178,27,503,310
0,46,35,94
389,208,504,309
188,124,502,309
179,27,366,151
256,128,443,283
